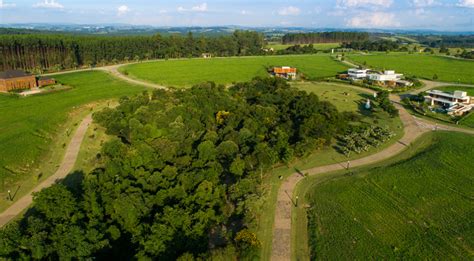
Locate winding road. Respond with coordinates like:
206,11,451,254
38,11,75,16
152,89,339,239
0,115,92,228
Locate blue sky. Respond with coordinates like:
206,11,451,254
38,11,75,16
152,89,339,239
0,0,473,31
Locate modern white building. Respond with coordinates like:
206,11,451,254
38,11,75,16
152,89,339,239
425,90,473,116
368,70,403,82
348,68,369,79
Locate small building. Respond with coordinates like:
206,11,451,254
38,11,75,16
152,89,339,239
37,76,56,87
273,66,297,80
0,70,37,92
425,90,473,116
202,53,212,59
348,68,369,79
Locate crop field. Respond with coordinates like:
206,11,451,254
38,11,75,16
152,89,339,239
348,53,474,84
267,43,340,51
120,55,348,87
0,71,145,209
304,131,474,260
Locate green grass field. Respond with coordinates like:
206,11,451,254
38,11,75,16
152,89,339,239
256,82,404,260
433,86,474,96
267,43,340,51
348,53,474,84
120,55,348,88
302,131,474,260
460,113,474,128
0,71,145,210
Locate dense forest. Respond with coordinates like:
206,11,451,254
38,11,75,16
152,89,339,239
341,40,400,51
282,32,369,44
0,78,350,259
0,31,264,72
416,35,474,48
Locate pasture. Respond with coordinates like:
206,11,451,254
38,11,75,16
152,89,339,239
348,53,474,84
120,55,348,88
300,131,474,260
0,71,145,211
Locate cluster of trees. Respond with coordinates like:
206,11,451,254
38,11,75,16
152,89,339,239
0,78,350,259
341,40,400,51
276,44,319,55
457,50,474,59
338,125,395,156
0,31,264,72
282,32,369,44
376,91,399,117
417,35,474,48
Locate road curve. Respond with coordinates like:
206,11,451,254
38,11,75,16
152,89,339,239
0,114,93,228
269,102,473,260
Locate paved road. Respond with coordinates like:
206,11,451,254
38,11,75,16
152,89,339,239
270,101,474,260
0,115,93,228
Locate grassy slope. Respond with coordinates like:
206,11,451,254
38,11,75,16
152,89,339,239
0,71,145,210
121,55,348,87
256,82,403,260
348,53,474,84
304,131,474,260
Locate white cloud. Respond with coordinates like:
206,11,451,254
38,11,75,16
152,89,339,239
117,5,130,16
458,0,474,8
347,12,400,27
178,3,208,12
192,3,207,12
278,6,301,16
337,0,393,8
33,0,64,9
412,0,436,7
0,0,15,8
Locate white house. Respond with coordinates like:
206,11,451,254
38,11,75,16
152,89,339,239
368,70,403,82
425,90,473,116
348,68,369,79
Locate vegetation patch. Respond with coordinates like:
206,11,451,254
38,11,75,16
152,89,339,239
306,131,474,260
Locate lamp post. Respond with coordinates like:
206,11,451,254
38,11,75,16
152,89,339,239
295,196,299,207
7,190,12,201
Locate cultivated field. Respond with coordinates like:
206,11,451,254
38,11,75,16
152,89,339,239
348,53,474,84
120,55,348,88
0,71,145,210
304,131,474,260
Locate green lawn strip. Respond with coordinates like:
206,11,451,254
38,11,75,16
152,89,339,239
256,82,404,260
431,86,474,96
120,55,348,88
0,71,146,212
267,43,341,51
459,113,474,128
296,131,474,260
347,53,474,84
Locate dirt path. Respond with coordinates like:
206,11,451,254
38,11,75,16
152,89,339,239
270,102,474,260
97,65,168,90
0,114,93,228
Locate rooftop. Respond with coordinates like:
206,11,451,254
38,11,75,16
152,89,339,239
427,90,469,99
0,70,33,79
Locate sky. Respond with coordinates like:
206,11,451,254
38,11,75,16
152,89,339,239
0,0,473,31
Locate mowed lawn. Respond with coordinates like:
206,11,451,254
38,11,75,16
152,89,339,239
267,43,340,51
434,86,474,96
306,132,474,259
120,55,348,87
0,71,145,193
348,54,474,84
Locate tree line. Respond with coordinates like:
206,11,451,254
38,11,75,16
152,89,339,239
341,40,400,51
0,78,352,260
282,32,369,44
0,31,264,72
